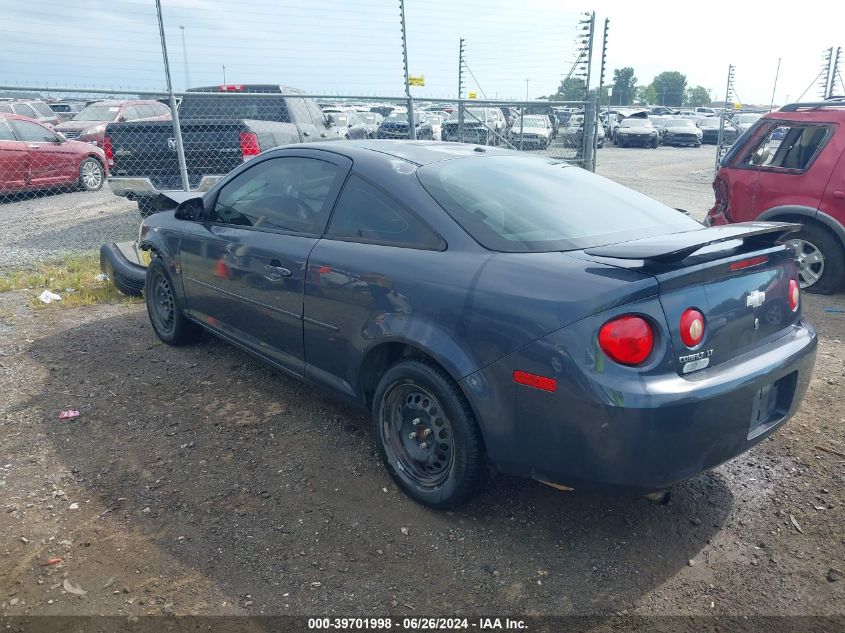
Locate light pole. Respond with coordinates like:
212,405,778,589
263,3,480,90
525,78,530,101
179,26,191,90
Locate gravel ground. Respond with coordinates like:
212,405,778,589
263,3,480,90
0,189,137,269
0,144,717,270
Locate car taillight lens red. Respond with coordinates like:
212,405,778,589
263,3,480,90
679,308,705,348
102,136,113,162
239,132,260,159
729,255,768,271
789,279,800,311
598,315,654,366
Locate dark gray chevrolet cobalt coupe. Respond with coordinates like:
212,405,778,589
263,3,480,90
137,141,816,508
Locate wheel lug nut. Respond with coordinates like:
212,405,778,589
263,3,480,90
423,428,431,436
409,432,417,439
412,418,422,425
420,441,429,449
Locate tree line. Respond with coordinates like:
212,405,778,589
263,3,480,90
551,68,711,108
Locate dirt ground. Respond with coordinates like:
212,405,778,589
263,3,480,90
1,145,843,622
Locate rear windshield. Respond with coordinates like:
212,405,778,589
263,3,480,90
417,156,699,252
31,102,55,117
178,95,290,122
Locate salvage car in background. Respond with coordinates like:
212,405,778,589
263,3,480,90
508,114,552,149
441,108,505,145
114,140,816,508
0,114,106,195
661,118,703,147
698,116,739,145
328,112,370,139
56,100,170,146
376,112,434,140
707,99,845,293
614,118,659,148
0,99,60,127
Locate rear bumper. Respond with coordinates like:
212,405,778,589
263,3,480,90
107,176,222,199
99,241,146,297
463,318,817,494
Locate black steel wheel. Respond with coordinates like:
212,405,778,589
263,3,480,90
373,358,486,508
144,258,201,345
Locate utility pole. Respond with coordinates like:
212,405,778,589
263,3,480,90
821,48,834,99
399,0,415,140
222,65,226,84
179,26,191,90
155,0,189,192
458,38,465,142
525,78,530,100
716,64,735,174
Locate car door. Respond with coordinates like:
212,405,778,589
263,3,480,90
0,119,29,191
303,174,445,399
180,151,351,374
748,121,836,215
9,119,77,186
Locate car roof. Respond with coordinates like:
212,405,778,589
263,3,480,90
767,106,845,123
0,113,42,123
288,140,524,166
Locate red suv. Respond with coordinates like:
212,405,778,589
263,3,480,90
706,99,845,294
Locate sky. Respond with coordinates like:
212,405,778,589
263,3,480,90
1,0,843,105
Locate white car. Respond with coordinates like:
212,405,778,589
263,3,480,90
426,114,443,141
508,115,552,149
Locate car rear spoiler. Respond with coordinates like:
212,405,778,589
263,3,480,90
584,222,800,263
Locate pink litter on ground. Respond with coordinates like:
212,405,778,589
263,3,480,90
58,410,80,419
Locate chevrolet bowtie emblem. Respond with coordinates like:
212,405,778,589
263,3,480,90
746,290,766,308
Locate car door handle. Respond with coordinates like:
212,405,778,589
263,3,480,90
28,144,41,149
833,190,845,199
264,263,292,279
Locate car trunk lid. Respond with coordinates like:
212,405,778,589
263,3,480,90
581,222,802,375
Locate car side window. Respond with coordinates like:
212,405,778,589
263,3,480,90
0,121,15,141
12,104,37,118
327,175,443,249
122,106,140,121
11,119,57,143
304,99,328,127
746,124,830,171
210,157,339,235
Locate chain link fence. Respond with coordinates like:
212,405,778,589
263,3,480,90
0,86,597,213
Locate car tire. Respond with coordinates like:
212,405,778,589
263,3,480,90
78,157,104,191
372,358,486,509
785,224,844,294
137,197,156,218
145,257,201,346
651,138,659,148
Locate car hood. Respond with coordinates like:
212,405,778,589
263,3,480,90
619,126,654,133
56,120,110,131
514,125,550,134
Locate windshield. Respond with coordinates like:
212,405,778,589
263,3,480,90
516,116,548,127
620,119,652,128
361,113,378,124
666,119,694,127
417,156,699,253
31,102,55,117
448,108,487,121
73,105,122,122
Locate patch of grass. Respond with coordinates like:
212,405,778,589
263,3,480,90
0,253,142,308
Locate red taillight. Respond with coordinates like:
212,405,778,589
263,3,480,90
513,370,557,392
729,255,768,271
789,279,800,311
598,315,654,366
102,136,113,164
239,132,260,159
679,308,705,348
220,84,245,92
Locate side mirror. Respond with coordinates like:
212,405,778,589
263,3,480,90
54,132,67,143
174,197,204,221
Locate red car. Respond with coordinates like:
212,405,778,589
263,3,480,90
706,99,845,294
0,114,107,195
55,99,170,148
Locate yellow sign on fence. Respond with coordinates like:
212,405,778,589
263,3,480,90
468,92,478,99
409,75,425,86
